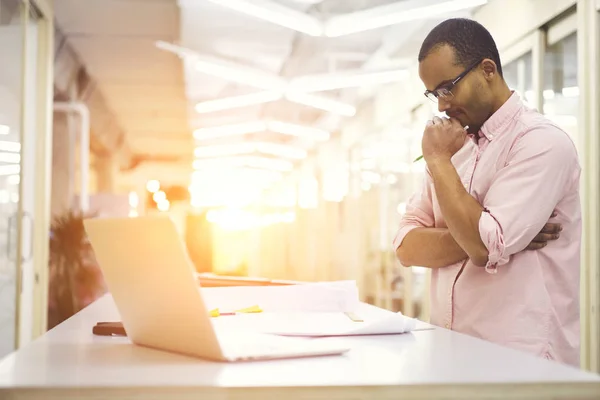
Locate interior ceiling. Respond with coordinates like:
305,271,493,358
53,0,484,190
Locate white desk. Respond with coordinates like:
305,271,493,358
1,294,599,400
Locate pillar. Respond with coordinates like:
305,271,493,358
577,0,600,373
50,112,74,217
94,154,117,194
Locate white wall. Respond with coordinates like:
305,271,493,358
474,0,576,51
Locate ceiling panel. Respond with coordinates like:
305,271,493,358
54,0,178,37
54,0,486,192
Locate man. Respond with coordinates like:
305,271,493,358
394,18,581,366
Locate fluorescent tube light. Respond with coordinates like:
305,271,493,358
267,121,330,141
195,92,283,113
324,0,488,37
0,141,20,152
256,142,307,159
0,164,20,176
194,142,306,159
193,121,267,140
195,56,287,92
157,42,391,116
193,120,330,142
155,40,198,59
0,152,20,163
285,92,356,116
157,42,285,92
194,143,256,158
204,0,323,36
191,168,283,189
562,86,580,97
196,90,356,116
288,69,409,92
0,125,9,135
192,156,294,172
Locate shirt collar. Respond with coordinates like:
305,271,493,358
479,91,523,141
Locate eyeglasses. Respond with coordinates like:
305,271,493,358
424,59,483,103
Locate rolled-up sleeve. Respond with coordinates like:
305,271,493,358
479,208,508,273
478,125,580,272
393,173,435,250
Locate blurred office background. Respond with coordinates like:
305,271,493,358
0,0,598,372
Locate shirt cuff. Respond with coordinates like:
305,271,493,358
392,225,420,252
479,208,508,273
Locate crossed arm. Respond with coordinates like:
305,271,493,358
395,127,578,269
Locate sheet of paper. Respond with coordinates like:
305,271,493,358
199,280,360,313
211,310,416,337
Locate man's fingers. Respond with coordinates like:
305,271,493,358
532,232,560,243
432,116,443,125
541,223,562,234
528,221,563,250
449,117,463,127
551,211,557,218
526,241,547,251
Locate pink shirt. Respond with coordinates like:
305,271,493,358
393,92,581,366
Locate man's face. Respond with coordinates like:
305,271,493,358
418,44,493,132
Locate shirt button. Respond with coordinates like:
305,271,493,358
445,323,450,329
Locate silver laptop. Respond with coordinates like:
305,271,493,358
83,215,350,362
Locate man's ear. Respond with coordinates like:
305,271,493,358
481,59,497,81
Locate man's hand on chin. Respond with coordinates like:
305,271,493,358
422,117,468,163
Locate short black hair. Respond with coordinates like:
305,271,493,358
418,18,503,77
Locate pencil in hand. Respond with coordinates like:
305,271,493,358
413,124,469,162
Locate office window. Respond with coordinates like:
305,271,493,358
0,0,23,359
543,32,578,141
503,51,533,106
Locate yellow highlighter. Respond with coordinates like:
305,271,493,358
209,305,262,317
235,305,262,314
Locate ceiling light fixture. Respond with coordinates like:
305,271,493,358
204,0,323,36
256,142,307,159
324,0,488,37
193,120,330,142
194,55,287,92
0,164,20,176
0,140,20,152
194,89,357,116
193,121,267,140
158,42,397,116
194,142,307,159
192,156,294,172
288,68,409,92
157,42,392,114
183,0,487,38
155,40,197,59
268,121,330,141
0,152,20,164
284,92,356,116
195,92,283,114
194,142,255,158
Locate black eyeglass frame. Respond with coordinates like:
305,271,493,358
423,58,484,102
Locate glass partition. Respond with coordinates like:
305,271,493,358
503,51,534,106
0,0,24,358
543,32,578,143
